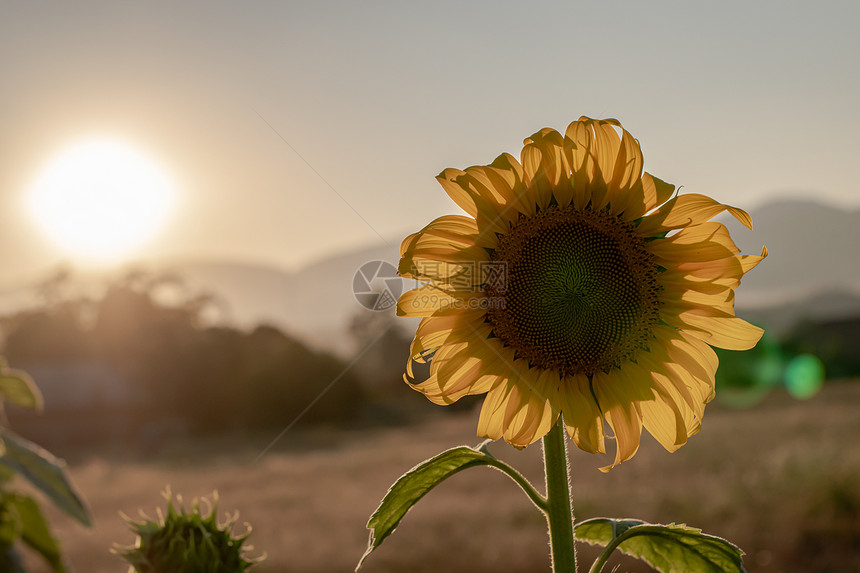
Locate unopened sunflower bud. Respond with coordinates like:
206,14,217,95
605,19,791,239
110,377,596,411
113,489,263,573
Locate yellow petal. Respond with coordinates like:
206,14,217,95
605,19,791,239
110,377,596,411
502,368,558,448
560,373,606,454
650,222,740,264
592,119,622,180
521,128,567,210
593,369,646,471
476,379,514,441
436,169,507,236
653,327,718,402
415,349,502,405
588,120,648,216
400,214,480,246
660,267,737,290
437,167,477,218
637,193,752,236
646,371,697,447
624,363,688,452
636,345,701,418
607,126,641,185
671,312,764,351
735,246,769,281
399,215,494,284
427,323,492,377
408,310,485,356
661,289,737,318
488,152,535,218
566,117,628,211
615,178,649,222
397,285,487,317
564,119,605,209
677,330,720,380
461,165,530,230
639,172,676,213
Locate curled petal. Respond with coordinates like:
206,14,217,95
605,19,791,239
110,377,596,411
593,369,648,471
522,128,569,209
436,169,507,236
637,193,752,236
669,312,764,351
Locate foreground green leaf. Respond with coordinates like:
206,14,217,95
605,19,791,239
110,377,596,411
0,544,25,573
0,500,17,545
0,429,90,526
0,369,43,411
357,442,502,570
575,517,746,573
5,494,66,573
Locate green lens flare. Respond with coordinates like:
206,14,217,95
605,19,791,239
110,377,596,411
784,354,824,399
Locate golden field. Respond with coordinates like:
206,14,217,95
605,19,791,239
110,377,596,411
19,381,860,573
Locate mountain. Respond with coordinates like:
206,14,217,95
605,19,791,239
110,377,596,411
157,242,403,354
722,199,860,309
741,288,860,335
163,198,860,349
2,198,857,353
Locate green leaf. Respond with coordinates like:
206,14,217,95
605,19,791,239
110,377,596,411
0,369,43,412
0,429,91,526
0,500,18,545
0,465,15,484
0,544,26,573
6,494,66,573
357,443,499,570
575,517,746,573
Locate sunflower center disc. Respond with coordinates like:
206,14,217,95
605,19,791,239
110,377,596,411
486,205,660,376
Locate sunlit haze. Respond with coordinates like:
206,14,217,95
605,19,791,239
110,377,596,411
27,139,175,265
1,0,859,283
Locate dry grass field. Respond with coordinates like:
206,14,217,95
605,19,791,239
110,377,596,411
18,381,860,573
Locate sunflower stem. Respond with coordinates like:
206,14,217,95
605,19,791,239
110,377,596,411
587,531,631,573
485,458,548,511
543,418,576,573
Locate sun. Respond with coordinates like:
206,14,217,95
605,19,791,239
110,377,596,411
28,139,175,264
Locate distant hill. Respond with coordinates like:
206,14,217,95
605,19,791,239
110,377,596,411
161,198,860,349
740,288,860,335
2,198,857,353
723,199,860,308
157,242,403,354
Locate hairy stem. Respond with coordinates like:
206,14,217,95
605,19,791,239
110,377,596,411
543,418,576,573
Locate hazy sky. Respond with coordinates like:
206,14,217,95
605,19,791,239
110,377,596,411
2,0,858,283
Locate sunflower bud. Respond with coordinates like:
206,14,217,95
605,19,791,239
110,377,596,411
113,489,262,573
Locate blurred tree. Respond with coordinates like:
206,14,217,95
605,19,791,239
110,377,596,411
240,325,364,429
348,309,479,419
714,327,785,408
348,309,413,399
0,270,369,447
783,316,860,380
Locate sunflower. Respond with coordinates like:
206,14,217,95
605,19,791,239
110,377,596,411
397,117,766,470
